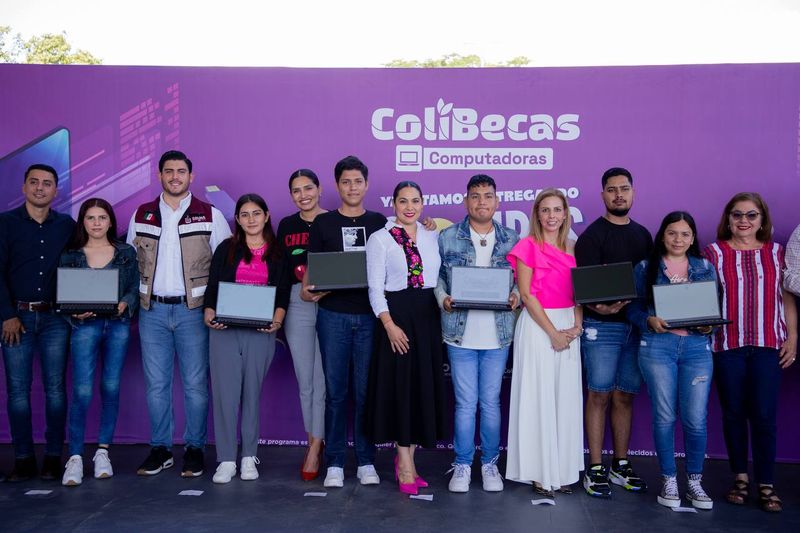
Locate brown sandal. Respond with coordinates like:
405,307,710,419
726,479,749,505
758,486,782,513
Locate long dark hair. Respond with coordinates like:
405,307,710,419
68,198,119,250
227,193,280,265
645,211,701,301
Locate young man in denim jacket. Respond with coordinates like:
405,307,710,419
434,174,519,493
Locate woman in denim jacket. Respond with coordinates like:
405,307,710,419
59,198,139,486
627,211,716,510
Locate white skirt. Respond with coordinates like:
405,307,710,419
505,307,584,490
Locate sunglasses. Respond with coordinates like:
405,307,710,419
729,210,761,221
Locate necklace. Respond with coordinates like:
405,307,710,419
470,224,492,247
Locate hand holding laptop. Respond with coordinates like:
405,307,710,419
300,284,330,303
204,308,227,330
72,302,127,321
587,300,630,315
647,316,670,333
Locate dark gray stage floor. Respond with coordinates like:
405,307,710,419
0,445,797,532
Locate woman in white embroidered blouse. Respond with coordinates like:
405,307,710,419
365,181,445,496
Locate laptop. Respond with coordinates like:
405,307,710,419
214,282,275,328
653,280,731,329
450,266,513,311
56,268,119,315
306,251,368,291
571,262,637,304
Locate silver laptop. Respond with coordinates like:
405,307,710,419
56,268,119,315
307,251,368,291
653,280,731,329
450,266,513,311
214,282,275,328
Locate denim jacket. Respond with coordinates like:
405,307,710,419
59,242,140,319
626,255,717,335
434,216,520,347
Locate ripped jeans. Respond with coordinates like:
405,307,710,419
638,333,713,477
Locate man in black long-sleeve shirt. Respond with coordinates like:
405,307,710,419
0,164,75,482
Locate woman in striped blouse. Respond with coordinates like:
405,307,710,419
703,192,797,513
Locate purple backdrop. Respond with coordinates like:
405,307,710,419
1,63,798,461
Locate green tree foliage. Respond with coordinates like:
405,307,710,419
385,53,530,68
0,26,23,62
0,27,101,64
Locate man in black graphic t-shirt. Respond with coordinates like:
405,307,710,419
304,156,386,488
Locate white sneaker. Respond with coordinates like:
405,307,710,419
356,464,380,485
240,456,260,481
62,455,83,486
93,449,113,479
481,463,504,492
448,463,471,493
212,461,237,484
323,466,344,488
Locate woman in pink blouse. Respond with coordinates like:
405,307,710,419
203,194,288,484
703,192,797,512
505,188,583,497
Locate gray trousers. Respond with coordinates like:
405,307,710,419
209,326,275,462
285,283,326,440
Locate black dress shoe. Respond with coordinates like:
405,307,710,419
7,456,38,482
40,455,63,480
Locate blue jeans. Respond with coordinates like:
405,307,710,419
638,333,713,477
581,317,642,393
1,310,69,458
714,346,781,484
138,302,209,448
447,345,509,465
67,317,131,456
316,307,375,468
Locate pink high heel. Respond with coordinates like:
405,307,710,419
415,476,429,488
394,456,419,495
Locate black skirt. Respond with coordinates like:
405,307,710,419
366,288,446,448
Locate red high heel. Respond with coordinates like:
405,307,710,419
394,456,419,495
301,442,324,481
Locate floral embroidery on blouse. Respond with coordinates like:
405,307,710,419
388,226,424,288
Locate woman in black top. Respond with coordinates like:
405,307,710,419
275,169,327,480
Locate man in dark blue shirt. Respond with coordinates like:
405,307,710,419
0,164,75,482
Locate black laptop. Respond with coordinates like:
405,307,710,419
56,268,119,315
653,280,730,329
306,251,368,291
214,282,275,328
571,262,637,304
450,266,513,311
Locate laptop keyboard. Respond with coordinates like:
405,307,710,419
58,303,118,314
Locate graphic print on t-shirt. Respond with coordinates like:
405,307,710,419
342,227,366,251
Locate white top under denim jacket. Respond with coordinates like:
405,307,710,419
626,255,717,335
434,216,520,347
366,220,440,317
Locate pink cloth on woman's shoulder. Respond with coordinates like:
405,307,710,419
507,236,576,308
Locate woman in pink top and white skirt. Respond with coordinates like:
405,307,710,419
505,188,584,496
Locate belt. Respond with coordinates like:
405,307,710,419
16,301,52,312
151,295,187,305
